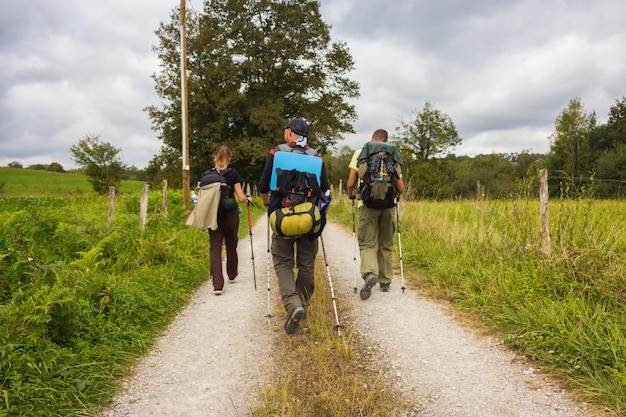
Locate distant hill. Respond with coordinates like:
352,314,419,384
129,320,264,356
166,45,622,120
0,167,147,197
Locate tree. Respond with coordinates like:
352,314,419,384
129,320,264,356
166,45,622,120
594,143,626,198
323,145,355,193
548,97,595,186
604,94,626,148
146,145,182,189
69,135,126,194
48,162,65,173
123,166,148,182
147,0,359,186
589,93,626,156
514,151,547,179
27,164,48,171
456,154,518,198
408,158,456,200
394,102,461,161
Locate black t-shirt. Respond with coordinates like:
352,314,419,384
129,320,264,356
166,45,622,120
219,168,242,198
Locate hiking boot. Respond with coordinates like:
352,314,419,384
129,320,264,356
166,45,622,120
380,283,390,292
284,306,305,335
360,273,378,300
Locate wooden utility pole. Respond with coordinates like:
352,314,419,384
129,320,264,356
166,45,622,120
180,0,190,212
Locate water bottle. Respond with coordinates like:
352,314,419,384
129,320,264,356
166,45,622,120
191,191,198,205
319,190,331,213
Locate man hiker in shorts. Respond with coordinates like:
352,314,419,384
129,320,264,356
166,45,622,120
347,129,404,300
259,118,331,334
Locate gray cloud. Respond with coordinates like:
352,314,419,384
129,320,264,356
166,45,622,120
321,0,626,155
1,0,625,170
0,0,171,169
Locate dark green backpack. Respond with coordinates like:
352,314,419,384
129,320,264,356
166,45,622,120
358,152,399,209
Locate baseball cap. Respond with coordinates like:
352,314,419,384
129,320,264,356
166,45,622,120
285,118,309,137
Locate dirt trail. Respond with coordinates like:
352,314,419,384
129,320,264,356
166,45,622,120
102,217,594,417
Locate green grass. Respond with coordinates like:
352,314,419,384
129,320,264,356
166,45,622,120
328,196,626,416
0,169,266,416
252,267,415,416
0,167,145,196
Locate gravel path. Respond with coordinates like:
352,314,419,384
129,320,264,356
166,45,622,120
102,217,595,417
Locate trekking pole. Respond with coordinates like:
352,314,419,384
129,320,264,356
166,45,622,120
246,198,257,290
396,201,406,294
351,198,358,294
265,214,273,320
319,234,342,334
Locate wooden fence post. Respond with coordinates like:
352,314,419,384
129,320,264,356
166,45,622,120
477,181,485,201
539,168,551,256
162,180,168,217
108,186,116,220
140,184,150,231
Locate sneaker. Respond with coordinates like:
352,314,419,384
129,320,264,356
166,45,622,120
284,306,305,335
360,273,378,300
213,289,223,295
380,283,390,292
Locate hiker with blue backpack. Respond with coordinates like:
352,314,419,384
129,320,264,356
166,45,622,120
347,129,405,300
259,118,331,335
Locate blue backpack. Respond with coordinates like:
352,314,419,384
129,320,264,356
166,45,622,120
269,146,325,238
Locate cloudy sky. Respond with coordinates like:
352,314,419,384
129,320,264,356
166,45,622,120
1,0,625,169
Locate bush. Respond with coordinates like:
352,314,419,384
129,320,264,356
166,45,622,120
0,192,214,415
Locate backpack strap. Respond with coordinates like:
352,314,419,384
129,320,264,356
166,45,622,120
277,143,318,156
214,168,231,185
277,143,291,153
214,168,234,199
275,168,323,199
216,167,230,175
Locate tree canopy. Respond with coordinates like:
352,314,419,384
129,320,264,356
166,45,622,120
69,135,125,194
547,95,626,197
548,97,595,184
146,0,359,186
394,101,461,161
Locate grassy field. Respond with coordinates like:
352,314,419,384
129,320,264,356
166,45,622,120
0,167,145,196
329,196,626,415
0,170,267,416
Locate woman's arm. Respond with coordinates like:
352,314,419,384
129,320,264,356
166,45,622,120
233,183,249,203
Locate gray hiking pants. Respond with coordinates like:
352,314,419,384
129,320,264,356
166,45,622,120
271,235,318,314
358,205,395,284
